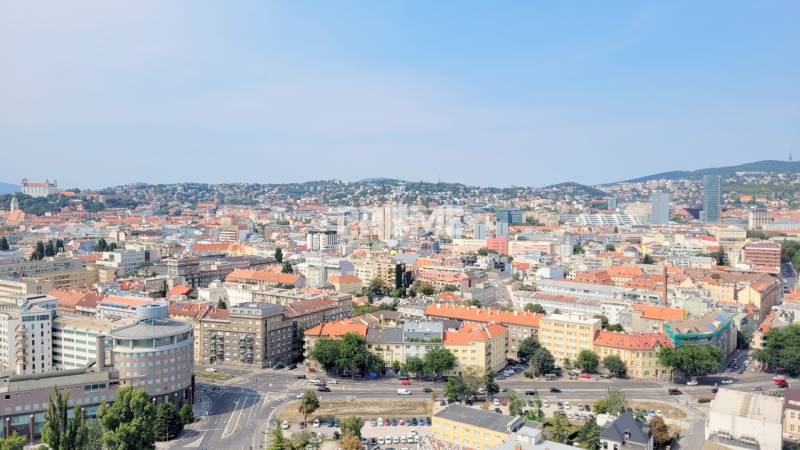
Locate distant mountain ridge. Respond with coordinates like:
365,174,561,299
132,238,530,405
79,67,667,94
620,160,800,183
0,182,19,194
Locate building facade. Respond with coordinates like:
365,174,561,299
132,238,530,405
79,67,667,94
538,313,601,365
702,174,722,223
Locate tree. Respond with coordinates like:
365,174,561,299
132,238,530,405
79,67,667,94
467,299,481,307
516,336,541,362
593,389,626,415
595,314,610,329
506,391,523,416
523,397,544,421
74,419,103,450
45,240,56,257
95,238,108,252
179,403,195,425
415,281,435,296
477,247,489,256
482,372,499,396
573,243,584,254
270,424,288,450
755,324,800,375
642,254,654,264
274,247,283,263
31,240,45,260
603,355,627,378
658,345,723,378
281,261,294,274
576,350,600,373
524,303,545,314
605,244,616,252
154,402,183,441
0,433,26,450
423,348,456,378
606,323,625,332
340,416,364,438
577,416,601,450
442,284,459,292
339,435,362,450
366,278,387,300
289,430,321,450
98,386,156,450
649,416,671,449
530,348,555,376
298,391,320,425
0,237,9,251
444,377,470,402
42,387,69,450
404,356,426,378
216,299,227,309
549,411,571,443
308,339,341,371
391,360,402,375
708,250,729,266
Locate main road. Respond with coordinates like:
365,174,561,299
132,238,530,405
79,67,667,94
164,364,788,450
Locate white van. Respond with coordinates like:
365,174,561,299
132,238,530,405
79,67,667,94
397,388,412,395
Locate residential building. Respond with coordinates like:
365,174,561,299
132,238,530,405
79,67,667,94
328,274,362,294
52,315,113,370
538,313,601,365
0,295,57,375
424,304,541,358
299,255,353,288
225,268,305,288
784,388,800,441
620,304,687,333
650,192,670,225
97,249,146,276
306,229,338,252
703,174,722,223
168,301,211,364
199,302,293,368
432,404,527,450
20,178,57,197
592,331,673,379
742,240,781,274
0,258,94,290
705,388,783,450
664,310,736,358
444,322,507,376
303,319,368,360
415,265,486,291
600,412,653,450
0,277,52,305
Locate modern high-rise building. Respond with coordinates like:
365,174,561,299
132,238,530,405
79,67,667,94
494,208,523,225
305,229,338,252
377,206,393,241
703,175,722,223
650,192,670,225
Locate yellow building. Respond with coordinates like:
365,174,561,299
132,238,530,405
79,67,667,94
592,330,673,380
33,266,96,289
539,313,601,365
432,404,526,450
784,388,800,441
443,323,507,376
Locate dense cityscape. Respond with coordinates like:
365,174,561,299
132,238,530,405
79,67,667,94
0,166,798,450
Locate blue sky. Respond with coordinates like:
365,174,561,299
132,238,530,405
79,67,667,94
1,1,798,188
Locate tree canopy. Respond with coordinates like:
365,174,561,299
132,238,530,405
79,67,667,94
602,355,627,378
575,350,600,373
154,402,183,441
308,333,385,376
754,324,800,376
658,345,723,378
516,336,541,362
523,303,545,314
530,347,555,376
593,389,626,415
97,386,157,450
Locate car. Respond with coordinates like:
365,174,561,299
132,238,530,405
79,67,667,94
391,418,398,426
493,398,500,406
500,399,508,406
334,418,341,427
299,421,306,429
400,379,411,385
384,418,391,426
525,390,537,396
296,393,305,399
398,418,405,425
296,374,307,379
721,378,734,385
393,437,400,444
686,379,699,386
410,418,417,426
317,386,331,392
583,404,590,411
313,419,320,428
494,408,502,413
371,418,378,427
549,388,561,393
712,388,719,394
542,400,550,407
327,418,335,427
397,388,412,395
418,417,425,425
423,387,433,393
309,378,322,385
668,388,683,395
579,373,591,379
369,438,377,445
426,417,432,426
378,438,385,445
205,367,217,372
401,437,407,444
564,401,571,410
281,421,289,430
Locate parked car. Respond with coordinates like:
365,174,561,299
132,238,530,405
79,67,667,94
327,418,334,427
281,421,289,430
423,387,433,393
313,419,320,428
721,378,734,385
525,390,537,396
296,374,306,379
549,388,561,393
579,373,591,379
317,386,331,392
686,379,699,386
205,367,217,372
400,379,411,385
668,388,683,395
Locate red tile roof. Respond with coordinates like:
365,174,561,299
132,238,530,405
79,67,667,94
444,322,507,345
424,304,541,328
167,284,193,297
632,304,687,321
226,268,302,285
593,330,674,350
304,320,368,338
168,301,210,320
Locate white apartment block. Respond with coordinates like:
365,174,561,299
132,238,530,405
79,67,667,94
0,311,20,372
5,295,57,375
52,316,113,370
97,249,146,275
306,229,338,252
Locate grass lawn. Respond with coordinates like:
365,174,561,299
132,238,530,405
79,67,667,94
195,370,234,381
279,399,432,422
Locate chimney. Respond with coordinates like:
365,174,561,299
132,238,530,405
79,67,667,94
95,334,106,371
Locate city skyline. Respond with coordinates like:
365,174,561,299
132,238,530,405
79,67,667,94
2,1,799,188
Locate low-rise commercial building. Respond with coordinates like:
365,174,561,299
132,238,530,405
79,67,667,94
432,404,527,450
705,388,783,450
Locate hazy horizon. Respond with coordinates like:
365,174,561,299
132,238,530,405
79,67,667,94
2,1,798,188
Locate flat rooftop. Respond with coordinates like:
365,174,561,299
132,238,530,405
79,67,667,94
435,404,520,433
